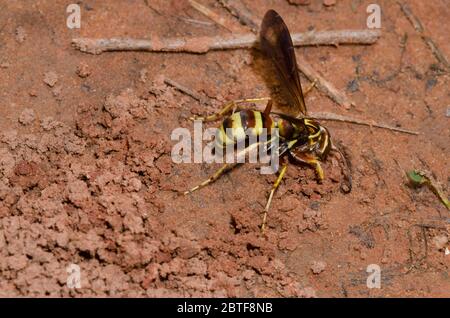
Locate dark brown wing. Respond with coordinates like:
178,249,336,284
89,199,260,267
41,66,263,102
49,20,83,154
260,9,307,116
271,112,307,133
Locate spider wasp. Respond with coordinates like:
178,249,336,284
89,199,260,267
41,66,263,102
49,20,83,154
184,9,351,232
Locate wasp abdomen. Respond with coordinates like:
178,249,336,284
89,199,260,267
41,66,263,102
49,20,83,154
217,110,274,147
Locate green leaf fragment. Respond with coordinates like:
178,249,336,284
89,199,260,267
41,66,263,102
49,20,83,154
406,170,426,186
406,169,449,211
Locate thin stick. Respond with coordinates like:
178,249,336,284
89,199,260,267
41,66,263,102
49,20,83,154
297,55,354,109
415,223,446,230
309,111,419,135
72,29,380,55
179,17,215,27
164,78,208,104
143,0,162,16
399,2,450,69
189,0,240,32
218,0,260,32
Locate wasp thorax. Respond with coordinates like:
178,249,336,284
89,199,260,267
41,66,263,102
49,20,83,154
277,119,304,140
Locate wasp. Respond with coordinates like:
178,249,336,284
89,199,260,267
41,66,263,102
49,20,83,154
184,10,351,232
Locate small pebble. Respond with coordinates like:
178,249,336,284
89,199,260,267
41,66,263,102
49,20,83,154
18,108,36,126
15,26,26,43
76,62,91,78
432,235,448,250
44,71,58,87
128,178,142,192
310,261,327,274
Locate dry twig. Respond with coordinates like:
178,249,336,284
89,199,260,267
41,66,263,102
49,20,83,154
189,0,240,32
297,55,354,109
72,29,380,55
218,0,260,32
164,78,208,104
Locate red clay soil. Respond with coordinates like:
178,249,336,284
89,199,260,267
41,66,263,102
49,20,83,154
0,0,449,297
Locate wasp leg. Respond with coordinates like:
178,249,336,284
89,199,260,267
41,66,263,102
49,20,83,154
302,158,324,182
184,163,239,195
289,152,324,182
310,159,324,182
190,97,271,122
190,101,236,122
261,163,288,233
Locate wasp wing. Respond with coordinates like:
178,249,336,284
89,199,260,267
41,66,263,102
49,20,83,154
271,112,308,138
260,9,307,117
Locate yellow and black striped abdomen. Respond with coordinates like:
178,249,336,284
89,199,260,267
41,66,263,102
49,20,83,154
216,110,275,147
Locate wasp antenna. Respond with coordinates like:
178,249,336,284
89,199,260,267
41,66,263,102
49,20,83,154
263,100,273,116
